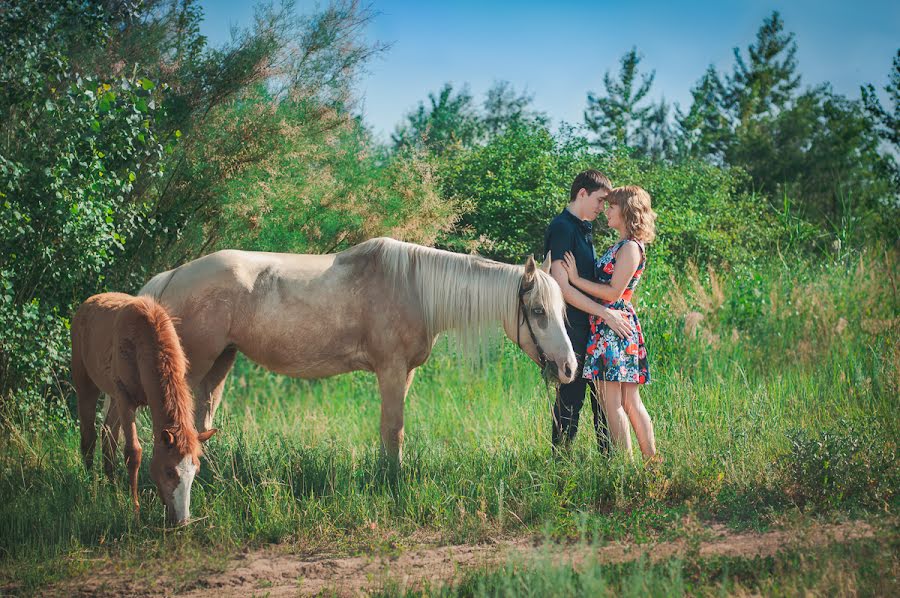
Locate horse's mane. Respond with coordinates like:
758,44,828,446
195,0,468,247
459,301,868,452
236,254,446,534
131,297,199,456
359,238,560,347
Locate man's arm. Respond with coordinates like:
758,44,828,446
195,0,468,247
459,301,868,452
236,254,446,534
550,261,632,338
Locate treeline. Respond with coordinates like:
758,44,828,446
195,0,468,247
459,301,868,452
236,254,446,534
391,12,898,260
0,1,897,420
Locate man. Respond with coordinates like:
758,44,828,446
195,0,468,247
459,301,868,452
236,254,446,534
544,169,632,453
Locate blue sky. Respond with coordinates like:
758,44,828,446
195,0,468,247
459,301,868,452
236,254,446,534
198,0,899,141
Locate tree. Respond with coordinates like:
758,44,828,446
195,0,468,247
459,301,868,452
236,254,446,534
862,50,900,148
439,121,593,261
482,80,546,138
634,98,676,161
584,48,655,150
0,0,388,416
676,66,732,163
391,83,482,156
726,11,801,123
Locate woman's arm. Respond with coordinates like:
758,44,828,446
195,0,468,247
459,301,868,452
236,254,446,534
562,244,640,302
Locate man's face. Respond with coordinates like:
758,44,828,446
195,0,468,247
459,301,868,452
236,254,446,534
585,188,609,220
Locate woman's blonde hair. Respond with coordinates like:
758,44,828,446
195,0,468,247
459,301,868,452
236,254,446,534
607,185,657,243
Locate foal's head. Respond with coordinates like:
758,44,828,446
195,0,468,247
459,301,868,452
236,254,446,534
150,427,217,524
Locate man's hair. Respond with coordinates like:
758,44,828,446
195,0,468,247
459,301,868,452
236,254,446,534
569,169,612,202
607,185,657,243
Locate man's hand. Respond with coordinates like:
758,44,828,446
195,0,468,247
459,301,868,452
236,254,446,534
601,308,631,339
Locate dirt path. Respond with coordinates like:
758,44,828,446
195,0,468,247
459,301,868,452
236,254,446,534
51,521,879,597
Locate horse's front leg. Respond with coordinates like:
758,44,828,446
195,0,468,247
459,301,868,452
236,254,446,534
117,403,143,514
101,398,121,481
376,365,416,467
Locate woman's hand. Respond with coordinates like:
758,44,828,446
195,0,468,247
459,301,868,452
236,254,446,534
601,308,633,339
562,252,580,284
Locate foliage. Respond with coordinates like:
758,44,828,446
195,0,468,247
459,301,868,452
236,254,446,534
0,0,387,415
0,1,167,417
676,66,732,163
725,11,801,121
584,48,665,156
437,119,776,268
438,123,593,260
862,49,900,189
185,87,459,255
392,83,483,156
584,12,898,238
392,81,547,157
783,426,898,513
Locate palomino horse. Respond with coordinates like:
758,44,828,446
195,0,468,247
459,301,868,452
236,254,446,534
71,293,217,524
139,238,576,463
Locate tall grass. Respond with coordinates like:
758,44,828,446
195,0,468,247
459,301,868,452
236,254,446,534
0,249,897,592
375,537,898,597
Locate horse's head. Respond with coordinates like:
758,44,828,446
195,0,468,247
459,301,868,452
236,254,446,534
505,254,577,384
150,427,217,525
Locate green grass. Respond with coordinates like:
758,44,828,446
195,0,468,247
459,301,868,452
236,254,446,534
375,536,899,597
0,251,897,594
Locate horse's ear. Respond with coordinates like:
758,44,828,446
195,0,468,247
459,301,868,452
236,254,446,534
540,251,552,274
197,429,218,443
523,255,537,286
161,429,175,447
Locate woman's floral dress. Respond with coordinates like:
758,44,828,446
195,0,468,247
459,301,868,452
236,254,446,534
583,238,651,384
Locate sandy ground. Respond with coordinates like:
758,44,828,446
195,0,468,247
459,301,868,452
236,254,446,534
45,520,878,597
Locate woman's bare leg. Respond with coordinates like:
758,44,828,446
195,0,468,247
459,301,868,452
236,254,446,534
622,384,656,458
596,380,632,456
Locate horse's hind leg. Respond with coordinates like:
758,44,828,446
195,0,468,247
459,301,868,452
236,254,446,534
101,398,122,481
196,346,237,432
73,354,101,471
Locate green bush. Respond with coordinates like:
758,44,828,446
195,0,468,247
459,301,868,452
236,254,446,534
0,2,167,415
438,120,781,270
782,426,898,512
178,90,460,255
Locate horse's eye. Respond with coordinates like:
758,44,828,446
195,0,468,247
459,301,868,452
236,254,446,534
167,468,178,480
532,307,545,316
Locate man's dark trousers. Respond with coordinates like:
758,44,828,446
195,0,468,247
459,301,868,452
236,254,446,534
552,324,610,454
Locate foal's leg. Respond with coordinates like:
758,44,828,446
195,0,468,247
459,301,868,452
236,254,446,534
101,398,122,480
196,346,237,432
72,355,101,471
117,402,143,513
622,384,656,458
596,380,632,457
376,365,415,466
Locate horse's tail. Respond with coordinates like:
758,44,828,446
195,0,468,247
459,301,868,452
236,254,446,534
138,268,175,301
119,297,198,453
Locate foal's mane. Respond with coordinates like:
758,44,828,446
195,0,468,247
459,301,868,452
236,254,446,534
132,297,199,455
362,238,559,345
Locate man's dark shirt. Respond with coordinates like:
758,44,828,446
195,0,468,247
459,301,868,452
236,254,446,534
544,207,596,332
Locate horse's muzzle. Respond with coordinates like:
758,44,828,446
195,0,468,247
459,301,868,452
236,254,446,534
545,357,577,385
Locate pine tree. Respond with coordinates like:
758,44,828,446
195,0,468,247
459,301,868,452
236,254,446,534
584,48,655,149
862,50,900,148
634,99,676,161
677,66,732,163
392,83,482,155
482,80,546,138
726,11,801,122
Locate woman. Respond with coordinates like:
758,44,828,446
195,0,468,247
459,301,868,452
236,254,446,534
561,185,657,459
